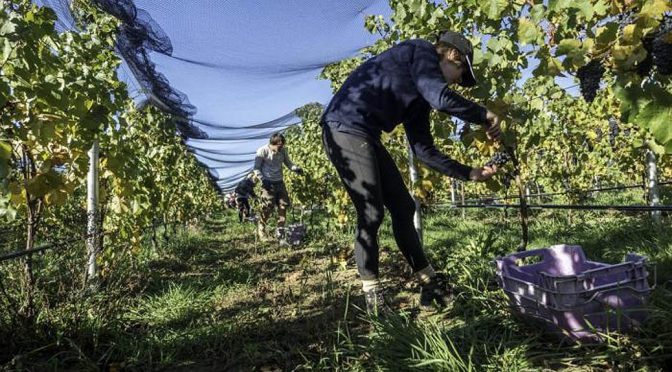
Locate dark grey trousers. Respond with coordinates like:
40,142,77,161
322,123,429,280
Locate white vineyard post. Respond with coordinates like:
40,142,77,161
461,181,466,219
86,140,100,287
646,149,661,224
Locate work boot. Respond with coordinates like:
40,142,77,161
419,273,453,310
276,227,289,246
364,288,392,317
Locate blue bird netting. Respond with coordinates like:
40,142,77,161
32,0,389,191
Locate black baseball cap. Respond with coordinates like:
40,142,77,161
437,31,478,87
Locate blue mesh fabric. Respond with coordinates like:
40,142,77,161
32,0,389,191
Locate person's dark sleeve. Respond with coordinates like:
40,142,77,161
404,105,473,181
247,180,257,198
409,42,488,125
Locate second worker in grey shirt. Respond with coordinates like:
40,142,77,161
253,133,303,242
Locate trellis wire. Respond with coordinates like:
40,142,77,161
437,203,672,212
0,222,174,264
455,180,672,205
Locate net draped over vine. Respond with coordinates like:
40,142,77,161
33,0,389,191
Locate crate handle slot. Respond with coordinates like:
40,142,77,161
503,248,553,267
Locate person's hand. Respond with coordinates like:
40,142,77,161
485,110,502,141
469,165,498,181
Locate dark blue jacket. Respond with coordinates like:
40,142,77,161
234,178,256,199
321,39,487,180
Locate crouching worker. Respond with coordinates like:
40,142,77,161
253,133,304,242
235,173,258,223
320,31,505,314
224,192,237,210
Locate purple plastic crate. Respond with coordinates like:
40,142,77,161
509,288,650,341
495,244,653,341
498,245,650,309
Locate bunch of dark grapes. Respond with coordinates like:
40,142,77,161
615,9,661,77
485,151,512,167
576,60,605,103
651,13,672,75
608,118,618,147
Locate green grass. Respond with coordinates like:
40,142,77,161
0,206,671,371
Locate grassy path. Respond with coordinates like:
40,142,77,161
2,209,672,371
103,212,451,370
123,216,365,370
